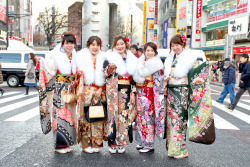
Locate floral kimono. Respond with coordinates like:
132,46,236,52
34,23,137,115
164,49,215,156
133,55,165,147
75,48,107,149
104,49,138,147
39,45,78,150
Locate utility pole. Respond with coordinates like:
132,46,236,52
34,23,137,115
6,0,9,48
51,5,55,48
131,14,133,44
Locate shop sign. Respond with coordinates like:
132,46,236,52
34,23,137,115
228,16,249,36
154,0,158,24
206,40,215,46
176,0,187,35
0,0,6,22
207,6,237,23
162,20,168,49
196,0,202,41
233,47,250,54
237,0,248,14
214,39,226,45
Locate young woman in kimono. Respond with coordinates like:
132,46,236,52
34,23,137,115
103,35,138,154
75,36,107,153
133,42,165,153
39,32,78,154
164,35,215,159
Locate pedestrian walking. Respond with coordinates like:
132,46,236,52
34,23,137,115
23,53,38,95
130,44,140,58
38,31,78,154
103,35,138,154
227,53,250,111
216,58,236,104
0,63,4,96
164,35,215,159
133,42,165,153
75,36,107,153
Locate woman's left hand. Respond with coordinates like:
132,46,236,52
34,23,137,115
25,73,27,77
95,88,102,98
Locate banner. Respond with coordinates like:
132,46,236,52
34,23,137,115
154,0,158,24
237,0,248,14
176,0,187,35
195,0,202,41
143,1,147,44
0,0,6,22
162,20,168,49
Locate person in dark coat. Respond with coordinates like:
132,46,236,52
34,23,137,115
0,63,4,96
216,58,236,104
227,53,250,111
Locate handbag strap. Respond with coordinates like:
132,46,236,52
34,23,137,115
90,94,102,106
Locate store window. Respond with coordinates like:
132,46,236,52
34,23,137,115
206,29,228,41
172,0,177,9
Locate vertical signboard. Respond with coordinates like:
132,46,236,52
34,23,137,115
196,0,202,41
176,0,187,35
237,0,248,14
162,20,168,49
146,0,155,43
28,0,33,46
154,0,158,24
143,1,147,44
0,0,6,22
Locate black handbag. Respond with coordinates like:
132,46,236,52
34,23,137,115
84,96,107,123
27,72,34,79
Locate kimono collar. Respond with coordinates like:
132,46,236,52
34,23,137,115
133,54,164,84
50,44,77,75
106,49,138,76
76,48,106,86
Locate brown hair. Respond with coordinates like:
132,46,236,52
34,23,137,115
144,42,158,56
61,31,76,46
169,34,185,53
111,35,129,51
29,53,36,66
87,36,102,48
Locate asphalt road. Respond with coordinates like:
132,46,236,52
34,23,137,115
0,83,249,167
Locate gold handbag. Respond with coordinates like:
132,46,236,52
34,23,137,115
62,86,77,104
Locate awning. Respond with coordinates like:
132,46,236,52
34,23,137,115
233,47,250,54
193,45,225,51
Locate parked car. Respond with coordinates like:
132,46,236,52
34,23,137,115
0,51,50,87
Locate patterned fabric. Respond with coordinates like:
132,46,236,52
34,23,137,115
104,64,134,147
76,71,107,149
53,82,77,149
166,86,189,155
56,74,75,83
135,71,165,147
188,61,215,144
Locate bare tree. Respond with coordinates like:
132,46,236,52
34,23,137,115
109,14,138,45
33,31,46,46
37,7,89,47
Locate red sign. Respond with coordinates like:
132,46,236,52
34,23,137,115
196,0,202,41
0,0,6,22
154,0,158,24
233,47,250,54
179,7,186,20
237,0,248,14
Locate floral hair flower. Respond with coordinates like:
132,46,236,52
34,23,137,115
180,35,187,46
125,38,130,44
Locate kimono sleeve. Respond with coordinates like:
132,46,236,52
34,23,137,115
188,61,215,145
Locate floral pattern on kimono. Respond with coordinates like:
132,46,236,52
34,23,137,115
135,71,165,147
104,63,135,147
76,71,107,149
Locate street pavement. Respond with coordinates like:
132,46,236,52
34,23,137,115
0,83,249,167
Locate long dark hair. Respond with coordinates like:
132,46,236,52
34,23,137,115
29,53,36,65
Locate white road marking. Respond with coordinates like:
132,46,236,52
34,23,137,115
4,107,39,122
214,113,239,130
224,99,250,110
0,92,37,105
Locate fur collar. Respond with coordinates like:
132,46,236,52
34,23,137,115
106,49,138,76
133,55,164,83
76,48,106,86
164,49,205,78
50,44,77,75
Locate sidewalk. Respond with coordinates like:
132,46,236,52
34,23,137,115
210,81,240,91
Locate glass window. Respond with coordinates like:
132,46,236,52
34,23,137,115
24,54,45,63
0,53,22,63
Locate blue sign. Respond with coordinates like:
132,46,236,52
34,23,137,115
163,20,168,49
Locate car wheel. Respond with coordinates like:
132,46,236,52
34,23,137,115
7,75,20,87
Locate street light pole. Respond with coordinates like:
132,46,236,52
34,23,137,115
6,0,9,48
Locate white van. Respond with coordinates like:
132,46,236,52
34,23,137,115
0,50,50,87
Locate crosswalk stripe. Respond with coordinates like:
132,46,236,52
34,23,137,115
0,92,37,105
214,113,239,130
242,100,250,103
212,100,250,125
210,88,249,97
0,97,38,115
4,107,39,122
0,91,20,96
224,99,250,110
